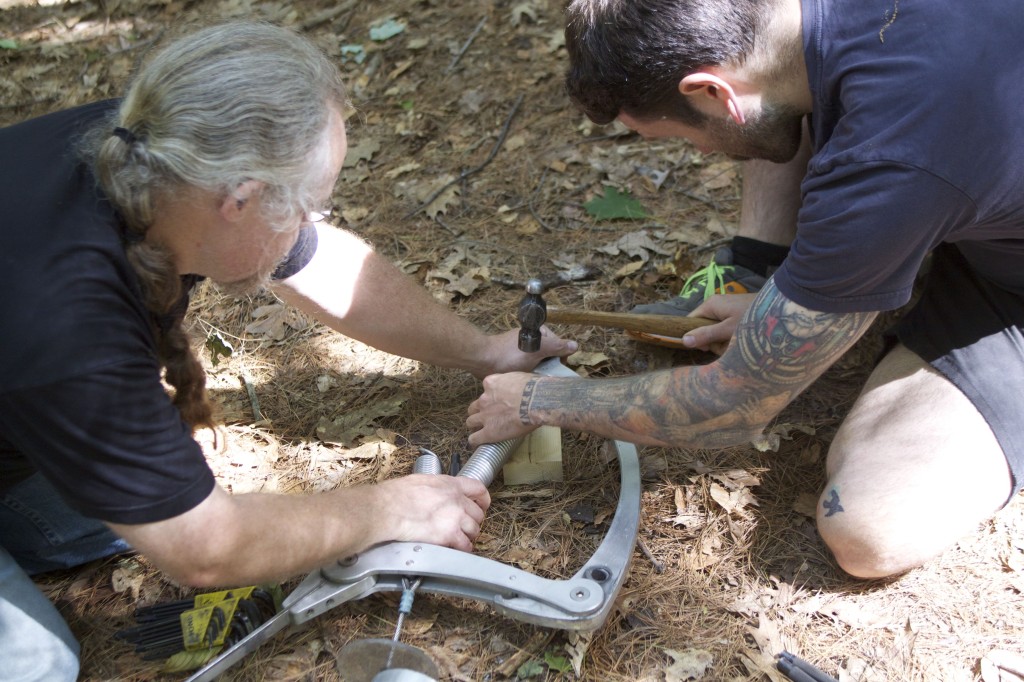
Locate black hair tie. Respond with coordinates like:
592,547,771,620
112,126,138,145
123,229,146,245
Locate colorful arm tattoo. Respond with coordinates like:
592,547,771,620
524,280,877,447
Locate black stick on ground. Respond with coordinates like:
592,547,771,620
403,94,525,220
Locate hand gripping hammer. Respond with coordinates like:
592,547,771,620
517,278,547,353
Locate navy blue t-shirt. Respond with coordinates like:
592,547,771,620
0,101,317,524
773,0,1024,313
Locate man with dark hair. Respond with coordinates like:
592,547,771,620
468,0,1024,580
565,0,803,317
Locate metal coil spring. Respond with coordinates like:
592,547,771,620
412,437,524,486
412,451,443,475
455,437,524,485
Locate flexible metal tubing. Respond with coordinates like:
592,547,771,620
412,438,524,485
412,453,442,475
413,357,566,485
454,437,524,485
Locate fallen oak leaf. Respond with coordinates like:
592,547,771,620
343,137,380,167
597,230,670,260
446,266,490,297
567,350,610,368
315,392,409,447
664,647,713,681
245,303,310,341
708,481,758,519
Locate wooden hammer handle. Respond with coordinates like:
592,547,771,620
546,306,716,337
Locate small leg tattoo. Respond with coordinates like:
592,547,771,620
823,488,845,517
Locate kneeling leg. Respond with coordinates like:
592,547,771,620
818,344,1012,578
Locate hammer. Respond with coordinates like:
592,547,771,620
517,280,716,351
517,278,547,352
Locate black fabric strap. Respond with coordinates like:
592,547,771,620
731,236,791,277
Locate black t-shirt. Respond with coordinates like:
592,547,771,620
0,101,317,524
772,0,1024,313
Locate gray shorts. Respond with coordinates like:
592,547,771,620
893,244,1024,503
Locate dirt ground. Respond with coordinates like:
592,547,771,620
4,0,1024,680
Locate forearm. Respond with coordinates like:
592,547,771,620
200,487,382,585
520,281,877,448
273,224,495,375
112,485,385,587
520,366,777,449
113,474,490,587
296,252,491,370
275,223,576,377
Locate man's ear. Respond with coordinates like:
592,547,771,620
219,180,264,222
679,71,746,125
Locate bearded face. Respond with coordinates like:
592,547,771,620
701,100,805,163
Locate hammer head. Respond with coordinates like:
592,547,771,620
517,278,546,353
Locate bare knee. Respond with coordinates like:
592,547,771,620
817,472,1006,579
817,513,920,579
819,342,1010,578
815,482,944,579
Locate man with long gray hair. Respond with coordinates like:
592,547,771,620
468,0,1024,582
0,21,574,680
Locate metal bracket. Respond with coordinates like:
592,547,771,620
186,358,641,681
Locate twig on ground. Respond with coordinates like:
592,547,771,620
678,188,723,210
433,214,461,237
106,30,165,56
445,17,486,75
528,167,558,232
299,0,355,30
636,537,665,574
239,373,265,422
573,131,634,145
491,488,557,499
403,94,525,220
494,631,556,677
491,265,602,290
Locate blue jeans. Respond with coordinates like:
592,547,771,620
0,473,130,682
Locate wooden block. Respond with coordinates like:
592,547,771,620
502,426,563,485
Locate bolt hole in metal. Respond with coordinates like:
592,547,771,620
586,566,611,583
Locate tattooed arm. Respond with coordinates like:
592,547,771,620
466,280,877,447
